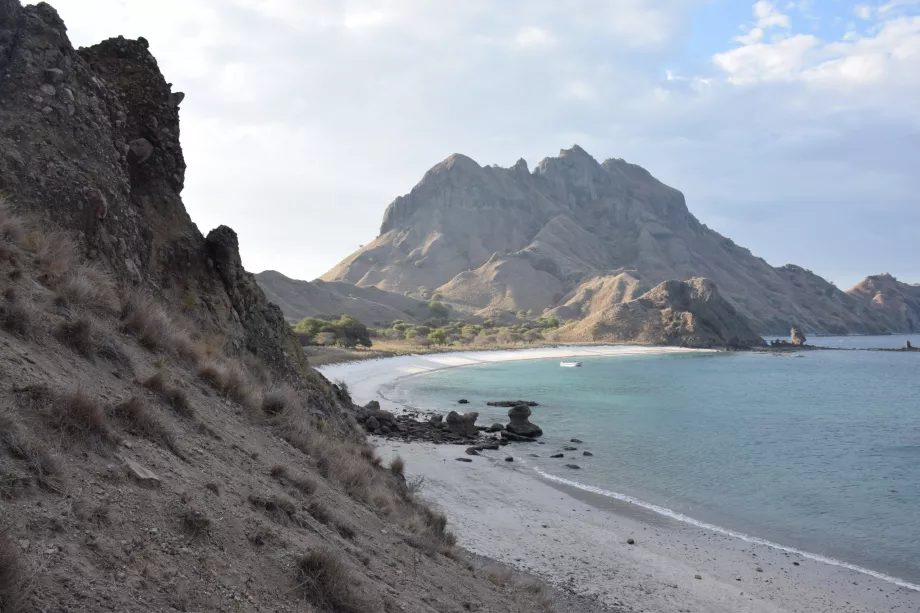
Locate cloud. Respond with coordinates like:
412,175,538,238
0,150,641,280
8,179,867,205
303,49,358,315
512,26,555,49
753,1,791,28
854,5,874,19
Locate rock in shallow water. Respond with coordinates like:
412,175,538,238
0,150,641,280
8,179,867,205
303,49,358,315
505,404,543,438
456,458,473,463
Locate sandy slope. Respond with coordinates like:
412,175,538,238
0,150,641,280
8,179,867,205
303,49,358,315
320,348,920,613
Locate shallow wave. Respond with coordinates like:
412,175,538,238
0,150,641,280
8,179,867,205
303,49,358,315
534,468,920,592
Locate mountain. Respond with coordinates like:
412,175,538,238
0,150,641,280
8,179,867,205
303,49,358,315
256,270,423,325
847,274,920,332
322,146,906,335
553,278,766,348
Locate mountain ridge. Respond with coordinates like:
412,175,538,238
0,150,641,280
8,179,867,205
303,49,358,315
322,146,911,335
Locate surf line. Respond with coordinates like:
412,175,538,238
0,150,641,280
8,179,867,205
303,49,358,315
534,468,920,593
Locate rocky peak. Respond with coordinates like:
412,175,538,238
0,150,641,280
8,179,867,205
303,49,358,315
0,2,308,380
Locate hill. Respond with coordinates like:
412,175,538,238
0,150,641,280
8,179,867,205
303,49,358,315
0,4,553,612
323,147,907,335
255,270,424,325
847,274,920,332
552,278,766,348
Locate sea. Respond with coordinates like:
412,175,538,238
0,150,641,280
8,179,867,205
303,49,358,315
388,335,920,589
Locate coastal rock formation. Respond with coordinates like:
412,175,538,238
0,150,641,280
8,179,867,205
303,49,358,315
446,410,479,436
791,327,807,346
488,400,539,407
846,274,920,333
505,404,543,438
554,278,766,348
322,146,912,335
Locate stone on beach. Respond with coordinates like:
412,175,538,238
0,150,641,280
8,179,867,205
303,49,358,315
458,399,469,404
504,457,514,462
583,451,593,456
455,457,473,463
570,438,584,443
505,404,543,438
446,411,479,436
488,400,539,407
564,464,581,469
550,453,564,459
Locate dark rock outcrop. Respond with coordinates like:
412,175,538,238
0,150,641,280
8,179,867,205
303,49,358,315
0,3,308,381
488,400,539,407
446,411,479,437
505,404,543,438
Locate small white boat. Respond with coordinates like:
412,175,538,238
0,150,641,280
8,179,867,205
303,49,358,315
559,360,583,368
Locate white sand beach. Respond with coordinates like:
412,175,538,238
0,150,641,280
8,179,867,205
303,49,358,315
319,347,920,613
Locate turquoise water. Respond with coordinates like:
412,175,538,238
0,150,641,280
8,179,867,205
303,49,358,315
390,345,920,587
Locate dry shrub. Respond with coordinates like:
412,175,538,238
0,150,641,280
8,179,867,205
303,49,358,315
403,503,457,557
24,229,76,279
109,397,181,457
261,384,298,416
198,359,257,409
0,404,61,492
296,547,373,613
39,387,116,448
389,455,405,476
0,529,31,613
121,291,197,361
55,265,116,311
336,522,356,540
0,290,33,337
269,465,317,497
248,494,300,526
142,371,193,418
0,199,26,247
520,579,554,611
487,565,514,587
54,317,96,358
306,499,332,524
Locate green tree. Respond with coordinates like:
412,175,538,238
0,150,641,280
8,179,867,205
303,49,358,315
428,329,448,346
427,301,449,321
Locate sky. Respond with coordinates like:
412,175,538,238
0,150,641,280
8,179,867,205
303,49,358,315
47,0,919,289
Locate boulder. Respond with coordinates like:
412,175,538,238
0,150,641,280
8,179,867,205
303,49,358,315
127,137,154,164
364,400,381,411
465,447,480,456
563,446,577,451
504,457,514,462
550,453,564,459
582,451,593,457
505,404,543,438
570,438,584,444
488,423,504,432
456,458,473,463
790,327,806,346
429,414,444,425
564,464,581,470
458,399,469,404
500,431,536,443
488,400,539,407
445,411,479,436
365,416,380,431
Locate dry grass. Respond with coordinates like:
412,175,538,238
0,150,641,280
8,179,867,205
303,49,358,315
0,404,61,492
55,265,116,311
269,465,316,496
0,290,33,338
519,579,554,611
487,565,514,587
39,387,116,448
109,397,181,457
389,455,405,476
402,503,457,558
142,371,193,418
261,384,297,416
197,358,258,409
24,229,76,279
0,199,26,247
54,317,96,359
0,529,31,613
296,547,374,613
121,291,198,360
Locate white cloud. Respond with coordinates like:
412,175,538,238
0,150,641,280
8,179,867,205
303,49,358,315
854,5,874,19
512,26,556,49
753,1,791,28
714,34,817,83
736,27,765,44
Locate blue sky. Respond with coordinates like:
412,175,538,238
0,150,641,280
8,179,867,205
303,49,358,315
51,0,919,289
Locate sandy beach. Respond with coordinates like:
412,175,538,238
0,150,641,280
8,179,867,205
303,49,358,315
319,347,920,613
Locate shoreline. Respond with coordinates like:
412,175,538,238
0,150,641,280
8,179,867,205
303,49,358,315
319,347,920,613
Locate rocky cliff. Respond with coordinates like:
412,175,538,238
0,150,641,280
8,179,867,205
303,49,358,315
323,146,909,335
847,274,920,333
0,1,303,379
553,278,766,348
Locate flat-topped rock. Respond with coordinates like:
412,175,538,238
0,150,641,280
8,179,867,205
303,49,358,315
505,404,543,438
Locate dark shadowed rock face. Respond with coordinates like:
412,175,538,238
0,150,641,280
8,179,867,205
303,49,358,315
446,411,479,436
0,1,306,381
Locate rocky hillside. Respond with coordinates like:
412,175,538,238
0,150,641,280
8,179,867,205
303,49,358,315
323,147,908,335
0,3,555,612
255,270,423,325
847,274,920,333
552,278,766,348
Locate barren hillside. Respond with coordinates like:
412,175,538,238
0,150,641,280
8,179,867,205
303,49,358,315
847,274,920,333
0,3,557,612
323,147,908,335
